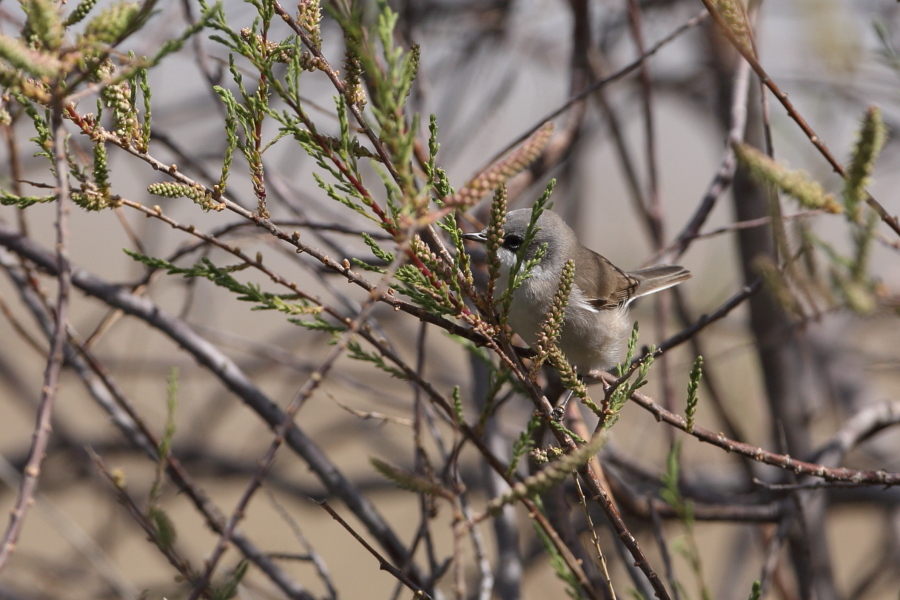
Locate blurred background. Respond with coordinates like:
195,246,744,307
1,0,900,599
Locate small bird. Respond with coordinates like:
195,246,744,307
463,208,691,374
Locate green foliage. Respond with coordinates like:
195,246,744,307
485,186,508,306
0,191,56,208
21,0,64,51
474,366,511,436
72,141,116,210
3,0,206,216
747,581,761,600
64,0,101,27
437,212,477,300
661,441,711,600
604,325,650,429
82,2,144,45
20,98,53,163
347,338,407,380
532,259,575,373
660,441,685,515
548,346,596,415
91,141,111,198
506,413,541,479
531,498,582,600
334,0,420,202
0,1,595,594
150,3,220,67
735,107,890,316
0,29,61,79
548,419,586,444
393,233,476,322
146,182,223,211
135,67,152,151
842,107,886,295
124,251,323,320
148,368,178,509
370,457,453,499
354,232,394,274
685,356,703,432
291,314,345,336
425,114,440,185
297,0,323,51
844,107,886,219
711,0,752,53
874,19,900,71
212,561,249,600
452,386,464,424
733,142,842,213
147,506,177,550
100,72,139,142
615,322,640,378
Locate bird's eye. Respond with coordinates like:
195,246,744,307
503,234,523,251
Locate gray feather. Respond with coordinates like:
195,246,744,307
628,265,692,300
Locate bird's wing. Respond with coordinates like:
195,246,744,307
573,248,639,310
629,265,692,298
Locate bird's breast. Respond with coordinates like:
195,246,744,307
504,278,632,373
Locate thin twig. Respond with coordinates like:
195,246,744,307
0,101,72,572
647,499,679,600
575,476,617,600
317,499,434,599
484,10,709,168
266,490,337,600
88,448,211,596
699,0,900,237
666,56,753,261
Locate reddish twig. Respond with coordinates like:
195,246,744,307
599,373,900,486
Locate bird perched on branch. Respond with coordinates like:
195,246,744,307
463,208,691,374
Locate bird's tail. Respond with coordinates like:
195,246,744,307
629,265,691,299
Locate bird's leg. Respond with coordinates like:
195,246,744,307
550,369,580,422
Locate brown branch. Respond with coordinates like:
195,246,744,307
598,373,900,486
271,1,403,185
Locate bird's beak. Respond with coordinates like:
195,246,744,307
461,231,488,244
